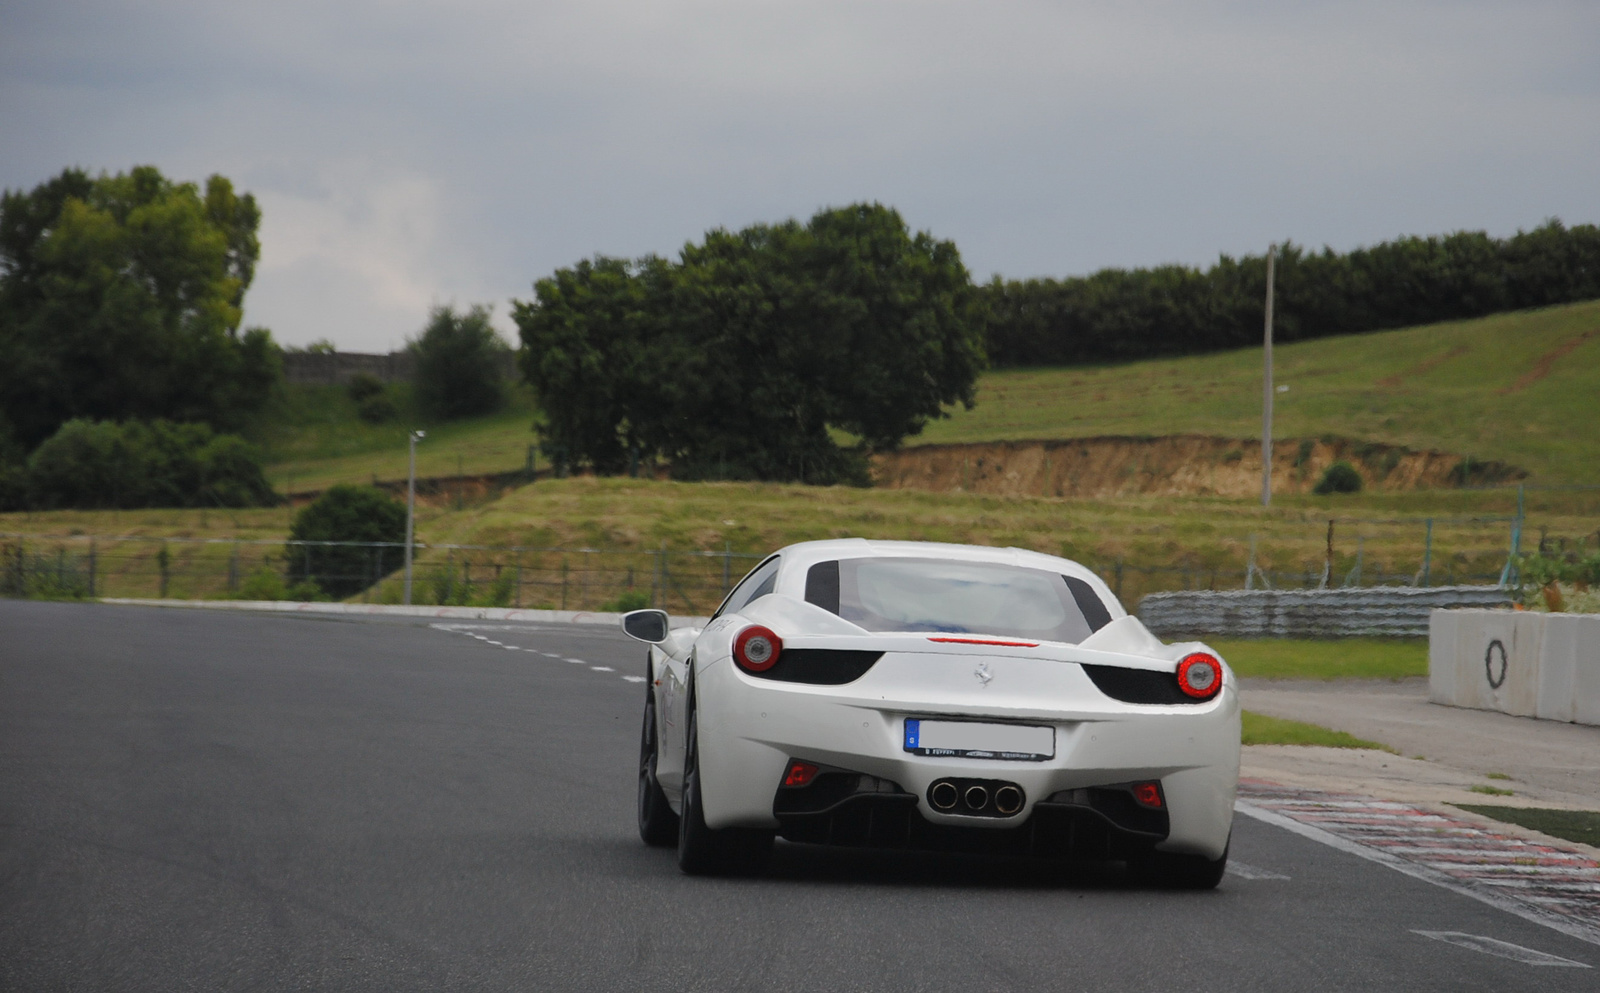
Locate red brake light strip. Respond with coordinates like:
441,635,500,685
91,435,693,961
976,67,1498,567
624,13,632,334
927,637,1039,647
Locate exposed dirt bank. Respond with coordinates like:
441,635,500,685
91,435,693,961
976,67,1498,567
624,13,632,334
871,436,1524,499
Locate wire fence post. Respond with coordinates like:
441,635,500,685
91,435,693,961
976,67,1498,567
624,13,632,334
560,558,569,610
88,539,97,598
1421,518,1433,587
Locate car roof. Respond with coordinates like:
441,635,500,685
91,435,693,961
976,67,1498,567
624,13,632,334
772,538,1108,588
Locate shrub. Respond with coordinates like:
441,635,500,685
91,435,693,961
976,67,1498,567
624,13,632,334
357,392,398,424
346,373,386,402
1313,461,1363,495
409,304,508,420
23,419,277,510
286,485,407,599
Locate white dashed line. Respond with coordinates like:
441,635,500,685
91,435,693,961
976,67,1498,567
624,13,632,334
436,624,643,687
1227,861,1291,881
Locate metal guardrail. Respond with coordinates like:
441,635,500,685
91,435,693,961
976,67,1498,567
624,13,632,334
1138,585,1514,638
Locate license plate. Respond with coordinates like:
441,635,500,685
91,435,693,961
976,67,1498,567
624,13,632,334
903,719,1054,761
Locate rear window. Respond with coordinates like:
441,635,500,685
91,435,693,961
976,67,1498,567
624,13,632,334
805,557,1111,645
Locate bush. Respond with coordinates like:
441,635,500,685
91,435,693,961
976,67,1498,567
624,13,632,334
22,419,278,510
346,373,386,402
286,485,407,599
409,304,508,420
1313,461,1363,495
357,392,398,424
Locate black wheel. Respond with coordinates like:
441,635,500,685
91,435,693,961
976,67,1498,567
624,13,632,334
677,686,773,876
1130,841,1229,890
637,662,678,847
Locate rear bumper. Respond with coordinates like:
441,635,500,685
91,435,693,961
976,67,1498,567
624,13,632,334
695,653,1240,859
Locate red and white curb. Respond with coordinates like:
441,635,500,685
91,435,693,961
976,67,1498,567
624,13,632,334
1237,779,1600,949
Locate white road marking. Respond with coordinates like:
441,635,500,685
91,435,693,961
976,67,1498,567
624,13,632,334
1412,931,1590,967
1227,861,1291,880
591,666,615,672
565,658,587,665
1236,800,1600,949
623,676,646,683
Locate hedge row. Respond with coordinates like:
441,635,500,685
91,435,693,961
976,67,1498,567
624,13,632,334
981,220,1600,366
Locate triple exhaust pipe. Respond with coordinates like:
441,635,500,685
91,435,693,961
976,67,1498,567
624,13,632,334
928,778,1025,816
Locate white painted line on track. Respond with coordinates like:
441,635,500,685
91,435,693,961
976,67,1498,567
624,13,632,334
1236,800,1600,949
430,621,647,687
1227,861,1291,880
1412,931,1590,967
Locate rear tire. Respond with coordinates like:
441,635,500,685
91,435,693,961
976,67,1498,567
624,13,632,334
637,664,678,847
677,690,773,875
1130,842,1229,890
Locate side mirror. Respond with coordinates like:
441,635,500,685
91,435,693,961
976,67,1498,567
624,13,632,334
621,608,670,644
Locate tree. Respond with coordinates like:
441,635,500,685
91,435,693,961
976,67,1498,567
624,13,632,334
0,166,278,449
408,304,509,420
21,419,277,510
286,485,407,599
513,203,986,483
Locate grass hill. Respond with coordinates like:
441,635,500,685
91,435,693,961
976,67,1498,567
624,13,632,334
5,301,1596,610
253,300,1600,491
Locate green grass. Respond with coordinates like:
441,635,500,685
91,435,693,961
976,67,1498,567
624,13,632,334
1241,711,1396,751
1454,805,1600,848
1470,784,1516,797
6,475,1598,610
1208,638,1427,680
245,300,1600,492
917,299,1600,483
250,382,542,494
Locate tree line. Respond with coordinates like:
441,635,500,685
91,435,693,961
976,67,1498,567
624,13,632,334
981,220,1600,366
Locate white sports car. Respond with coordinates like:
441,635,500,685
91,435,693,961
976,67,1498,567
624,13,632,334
622,539,1239,887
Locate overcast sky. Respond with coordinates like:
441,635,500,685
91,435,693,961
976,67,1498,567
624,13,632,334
3,1,1597,352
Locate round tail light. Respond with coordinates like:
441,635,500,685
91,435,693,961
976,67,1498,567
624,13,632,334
1176,652,1222,699
733,625,782,673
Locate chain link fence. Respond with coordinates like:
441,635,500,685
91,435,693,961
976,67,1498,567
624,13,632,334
3,509,1593,615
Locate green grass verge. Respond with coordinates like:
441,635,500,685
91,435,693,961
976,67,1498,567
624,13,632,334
1241,710,1396,751
1454,805,1600,848
1208,638,1427,681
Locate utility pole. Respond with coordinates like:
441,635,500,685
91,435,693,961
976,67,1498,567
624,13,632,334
1261,244,1276,506
404,430,426,604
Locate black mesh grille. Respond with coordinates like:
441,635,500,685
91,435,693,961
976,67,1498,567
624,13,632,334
1081,663,1204,705
746,648,884,685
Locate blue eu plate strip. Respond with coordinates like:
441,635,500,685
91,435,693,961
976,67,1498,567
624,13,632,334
904,719,920,750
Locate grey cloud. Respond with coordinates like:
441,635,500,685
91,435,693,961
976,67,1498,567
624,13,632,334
3,1,1597,350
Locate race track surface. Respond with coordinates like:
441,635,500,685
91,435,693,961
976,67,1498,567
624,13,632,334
1,601,1594,990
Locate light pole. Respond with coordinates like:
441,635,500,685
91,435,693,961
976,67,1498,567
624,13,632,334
404,430,426,604
1261,244,1276,507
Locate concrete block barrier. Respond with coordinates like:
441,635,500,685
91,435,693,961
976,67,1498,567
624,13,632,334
1429,608,1600,726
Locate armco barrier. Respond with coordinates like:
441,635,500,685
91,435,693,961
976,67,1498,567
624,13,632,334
1138,586,1511,638
1429,609,1600,726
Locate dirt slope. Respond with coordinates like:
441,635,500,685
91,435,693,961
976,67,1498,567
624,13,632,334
871,436,1522,499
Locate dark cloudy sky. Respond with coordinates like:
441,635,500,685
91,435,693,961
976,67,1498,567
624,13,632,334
3,1,1596,351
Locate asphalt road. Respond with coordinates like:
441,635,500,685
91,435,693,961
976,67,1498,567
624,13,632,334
2,600,1595,991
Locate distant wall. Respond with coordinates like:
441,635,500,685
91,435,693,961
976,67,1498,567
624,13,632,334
282,350,518,385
